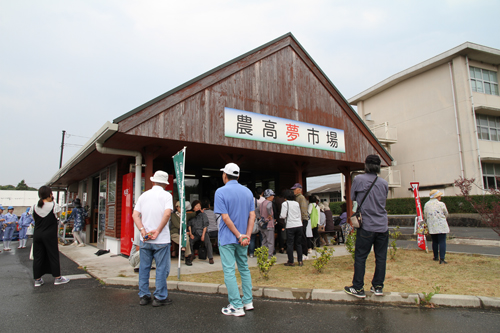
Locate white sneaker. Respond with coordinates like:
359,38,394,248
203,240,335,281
302,255,309,261
54,276,70,285
243,302,254,311
221,304,245,317
34,278,44,287
71,242,78,246
77,243,86,247
308,249,312,254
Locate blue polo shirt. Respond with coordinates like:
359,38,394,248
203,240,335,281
214,180,254,246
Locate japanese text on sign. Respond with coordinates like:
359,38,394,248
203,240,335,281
225,107,345,153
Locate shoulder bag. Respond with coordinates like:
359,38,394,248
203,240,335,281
350,176,378,229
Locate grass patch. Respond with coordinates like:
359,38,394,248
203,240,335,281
169,249,500,297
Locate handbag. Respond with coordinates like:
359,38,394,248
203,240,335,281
198,242,207,260
350,176,378,229
27,225,34,236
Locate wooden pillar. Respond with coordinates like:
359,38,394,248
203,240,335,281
340,166,352,217
293,161,307,187
143,147,161,191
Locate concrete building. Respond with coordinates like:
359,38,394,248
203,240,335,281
349,42,500,198
0,190,39,214
307,183,342,203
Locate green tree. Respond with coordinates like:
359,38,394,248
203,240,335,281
16,179,30,190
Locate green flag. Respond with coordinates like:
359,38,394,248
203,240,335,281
173,148,186,248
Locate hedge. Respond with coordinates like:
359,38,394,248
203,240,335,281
329,195,500,215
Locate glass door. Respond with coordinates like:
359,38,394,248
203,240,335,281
97,170,107,249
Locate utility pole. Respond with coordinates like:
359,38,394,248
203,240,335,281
57,130,66,203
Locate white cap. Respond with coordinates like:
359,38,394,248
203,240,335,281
220,163,240,177
150,170,169,184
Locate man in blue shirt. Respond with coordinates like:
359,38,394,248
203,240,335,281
214,163,256,317
0,205,5,252
3,206,18,251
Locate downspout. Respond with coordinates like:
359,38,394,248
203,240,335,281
95,142,142,205
465,56,485,193
449,62,465,178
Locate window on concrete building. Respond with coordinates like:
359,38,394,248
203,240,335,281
470,66,499,96
476,114,500,141
482,163,500,190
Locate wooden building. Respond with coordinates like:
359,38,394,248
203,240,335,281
48,33,391,254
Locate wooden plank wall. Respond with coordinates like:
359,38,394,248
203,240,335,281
123,45,382,166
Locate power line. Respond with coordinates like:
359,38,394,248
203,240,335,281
66,133,90,139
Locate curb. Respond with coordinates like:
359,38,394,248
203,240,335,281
103,277,499,309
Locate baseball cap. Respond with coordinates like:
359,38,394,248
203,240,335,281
220,163,240,177
264,189,275,198
291,183,302,190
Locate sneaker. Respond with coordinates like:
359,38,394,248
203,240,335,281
249,254,254,258
71,242,78,246
344,286,366,298
370,286,384,296
152,297,173,307
243,302,254,311
54,276,70,285
34,278,44,287
77,243,86,247
221,304,245,317
302,255,309,261
140,295,151,306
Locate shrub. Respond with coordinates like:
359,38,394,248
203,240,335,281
312,246,335,273
254,246,277,280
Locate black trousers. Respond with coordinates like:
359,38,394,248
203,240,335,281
301,220,308,255
286,227,303,263
352,228,389,290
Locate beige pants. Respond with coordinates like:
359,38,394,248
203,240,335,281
171,233,191,256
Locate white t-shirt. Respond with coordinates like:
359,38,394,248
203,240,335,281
134,186,173,244
280,200,302,229
31,202,61,218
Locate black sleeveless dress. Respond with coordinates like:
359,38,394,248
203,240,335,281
33,202,61,279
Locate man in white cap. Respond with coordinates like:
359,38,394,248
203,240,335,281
132,170,173,307
214,163,256,317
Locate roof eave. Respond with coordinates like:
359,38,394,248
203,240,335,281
348,42,500,104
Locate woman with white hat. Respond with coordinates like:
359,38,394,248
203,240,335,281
424,190,450,264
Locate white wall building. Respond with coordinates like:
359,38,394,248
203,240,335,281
349,42,500,198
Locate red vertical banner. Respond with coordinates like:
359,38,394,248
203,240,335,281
410,182,427,251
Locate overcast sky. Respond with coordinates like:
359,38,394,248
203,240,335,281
1,0,499,190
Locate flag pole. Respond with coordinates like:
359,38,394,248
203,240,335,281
173,147,187,280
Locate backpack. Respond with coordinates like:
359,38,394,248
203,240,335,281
310,204,319,228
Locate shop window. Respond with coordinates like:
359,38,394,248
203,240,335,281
108,165,117,203
470,66,499,96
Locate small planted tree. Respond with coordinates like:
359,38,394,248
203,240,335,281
388,226,401,260
454,177,500,236
312,245,335,273
254,246,277,280
345,229,356,262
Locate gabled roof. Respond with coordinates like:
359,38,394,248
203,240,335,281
113,32,392,165
349,42,500,104
115,32,348,124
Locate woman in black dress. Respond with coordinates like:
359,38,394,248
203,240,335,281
32,186,70,287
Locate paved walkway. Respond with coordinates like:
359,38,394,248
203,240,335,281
57,228,500,309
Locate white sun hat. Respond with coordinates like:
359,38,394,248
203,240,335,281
150,170,169,184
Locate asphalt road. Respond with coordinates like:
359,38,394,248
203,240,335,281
2,239,500,333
